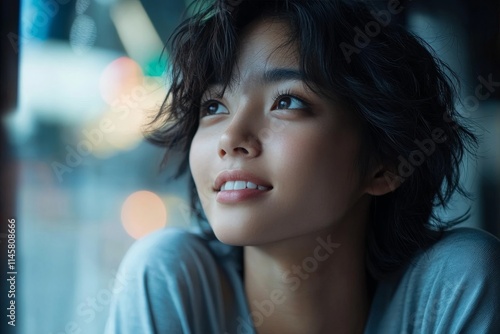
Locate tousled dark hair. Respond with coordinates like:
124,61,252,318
147,0,478,279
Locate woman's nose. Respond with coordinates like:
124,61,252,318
217,105,262,159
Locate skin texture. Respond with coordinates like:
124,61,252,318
189,19,396,334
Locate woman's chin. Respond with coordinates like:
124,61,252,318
210,222,274,247
212,228,258,246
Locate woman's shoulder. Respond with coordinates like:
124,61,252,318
120,227,241,272
121,228,209,265
433,226,500,252
106,228,245,333
414,227,500,276
402,227,500,300
366,227,500,333
131,227,206,250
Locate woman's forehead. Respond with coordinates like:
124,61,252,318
226,19,300,86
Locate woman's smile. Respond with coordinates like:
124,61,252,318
214,169,273,204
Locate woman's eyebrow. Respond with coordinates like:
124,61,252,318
262,68,303,83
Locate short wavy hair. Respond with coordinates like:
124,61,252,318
147,0,478,279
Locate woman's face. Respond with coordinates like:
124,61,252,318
189,19,371,245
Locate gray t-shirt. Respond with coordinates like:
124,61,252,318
104,227,500,333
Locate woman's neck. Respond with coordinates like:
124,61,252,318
243,203,371,334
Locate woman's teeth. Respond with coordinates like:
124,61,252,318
220,181,269,191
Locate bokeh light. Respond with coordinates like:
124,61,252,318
120,190,167,239
92,105,146,153
84,75,166,157
99,57,144,105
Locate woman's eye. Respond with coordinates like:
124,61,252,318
201,101,229,116
274,96,307,110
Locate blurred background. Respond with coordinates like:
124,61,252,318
0,0,499,333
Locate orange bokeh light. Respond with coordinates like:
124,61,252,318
100,57,143,105
121,190,167,239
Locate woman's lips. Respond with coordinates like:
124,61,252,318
216,187,271,203
213,170,273,192
213,170,273,204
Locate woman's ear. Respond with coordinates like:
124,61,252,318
365,166,403,196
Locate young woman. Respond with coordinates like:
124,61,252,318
105,0,500,333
